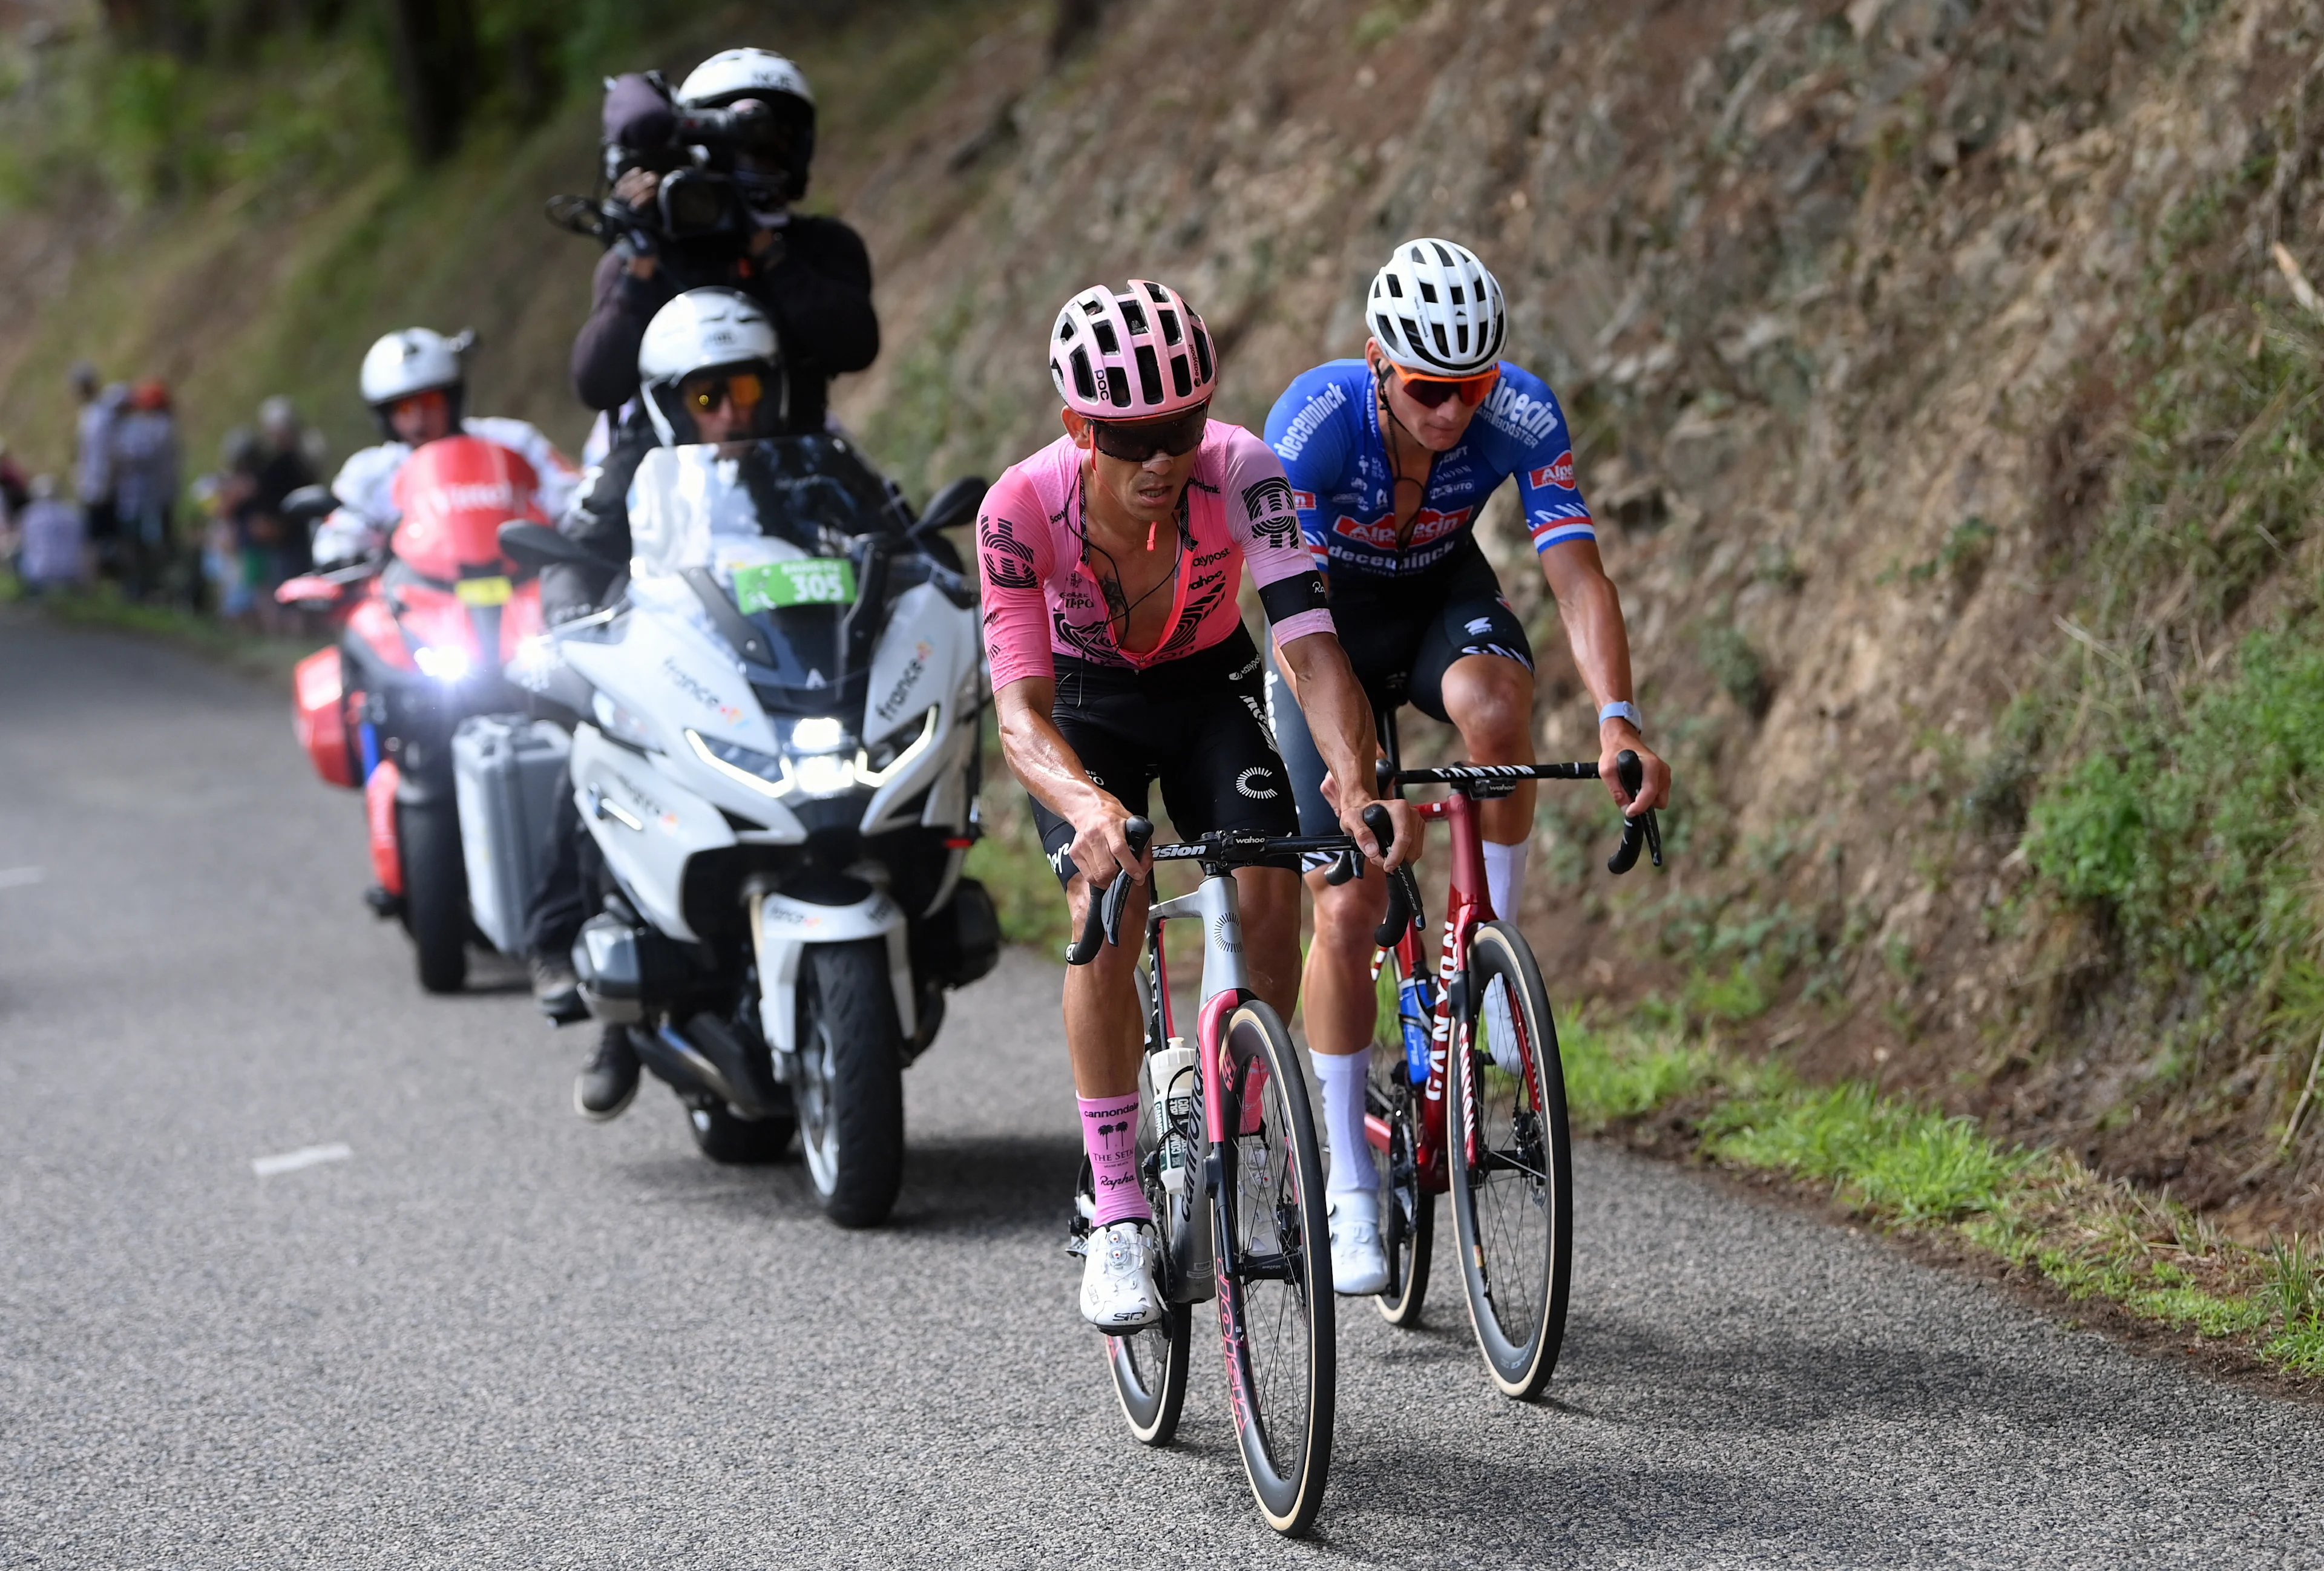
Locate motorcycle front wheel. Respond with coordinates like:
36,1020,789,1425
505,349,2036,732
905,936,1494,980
398,796,467,994
793,940,905,1227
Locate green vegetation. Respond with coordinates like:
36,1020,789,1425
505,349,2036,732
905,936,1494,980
1557,1018,2324,1378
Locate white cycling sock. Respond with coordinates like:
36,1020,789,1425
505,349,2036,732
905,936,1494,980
1482,838,1531,923
1310,1047,1376,1195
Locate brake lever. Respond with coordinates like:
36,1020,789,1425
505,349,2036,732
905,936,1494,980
1063,817,1154,965
1606,749,1663,875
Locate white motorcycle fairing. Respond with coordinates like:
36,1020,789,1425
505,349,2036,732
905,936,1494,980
749,887,915,1067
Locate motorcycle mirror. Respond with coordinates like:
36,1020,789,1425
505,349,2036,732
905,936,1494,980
498,520,611,571
282,485,336,531
910,476,987,540
274,573,343,609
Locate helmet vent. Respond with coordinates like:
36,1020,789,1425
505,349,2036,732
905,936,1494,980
1134,344,1163,405
1418,280,1439,304
1192,323,1213,384
1431,322,1451,358
1094,321,1120,356
1158,309,1182,346
1170,353,1192,399
1121,296,1149,335
1105,366,1131,407
1070,350,1097,402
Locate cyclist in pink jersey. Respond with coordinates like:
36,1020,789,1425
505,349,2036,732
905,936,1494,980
981,279,1413,1330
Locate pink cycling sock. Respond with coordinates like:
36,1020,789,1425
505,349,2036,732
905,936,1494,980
1081,1095,1150,1228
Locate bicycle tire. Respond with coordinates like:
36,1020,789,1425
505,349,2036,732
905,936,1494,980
1085,1146,1192,1446
1446,920,1574,1399
1367,1045,1434,1328
1215,999,1334,1536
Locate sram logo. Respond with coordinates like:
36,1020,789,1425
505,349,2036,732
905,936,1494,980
1529,450,1576,491
1331,506,1472,551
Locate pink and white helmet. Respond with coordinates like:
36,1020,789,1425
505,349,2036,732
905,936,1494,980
1048,279,1217,419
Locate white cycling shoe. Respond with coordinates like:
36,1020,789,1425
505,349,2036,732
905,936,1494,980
1081,1219,1164,1331
1327,1190,1391,1296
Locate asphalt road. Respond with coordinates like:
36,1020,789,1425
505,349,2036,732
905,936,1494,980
4,607,2322,1569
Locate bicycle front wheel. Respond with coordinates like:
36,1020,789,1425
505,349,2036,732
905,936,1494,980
1215,999,1334,1536
1446,920,1574,1399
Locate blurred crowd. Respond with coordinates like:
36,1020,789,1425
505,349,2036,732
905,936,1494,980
1,361,328,631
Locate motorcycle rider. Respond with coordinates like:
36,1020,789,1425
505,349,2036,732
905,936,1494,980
530,289,794,1113
980,278,1414,1329
310,328,580,569
1264,239,1672,1294
570,48,876,436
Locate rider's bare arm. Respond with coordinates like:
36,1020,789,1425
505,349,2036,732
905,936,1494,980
1274,632,1417,869
1538,539,1672,815
993,677,1149,888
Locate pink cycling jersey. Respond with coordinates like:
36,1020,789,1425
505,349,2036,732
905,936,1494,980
977,422,1334,690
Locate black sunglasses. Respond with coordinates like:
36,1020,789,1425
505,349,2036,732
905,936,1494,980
1089,404,1209,463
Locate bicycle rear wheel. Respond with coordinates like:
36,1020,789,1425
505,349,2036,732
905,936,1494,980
1368,1035,1434,1327
1215,999,1333,1536
1446,920,1574,1399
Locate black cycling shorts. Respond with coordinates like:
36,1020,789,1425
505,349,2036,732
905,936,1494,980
1031,624,1299,886
1267,534,1532,836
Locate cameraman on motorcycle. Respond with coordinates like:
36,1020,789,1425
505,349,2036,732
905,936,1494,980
569,48,877,439
523,289,797,1112
311,328,580,569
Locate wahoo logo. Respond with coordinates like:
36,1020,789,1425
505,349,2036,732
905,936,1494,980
1235,766,1278,800
1271,380,1347,461
1529,450,1577,491
1332,506,1472,551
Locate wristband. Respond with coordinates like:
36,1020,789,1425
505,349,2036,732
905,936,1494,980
1598,700,1643,732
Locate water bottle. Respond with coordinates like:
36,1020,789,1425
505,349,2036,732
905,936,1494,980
1147,1037,1198,1193
1399,972,1433,1086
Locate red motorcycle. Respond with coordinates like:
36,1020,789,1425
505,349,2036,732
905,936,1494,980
280,435,551,992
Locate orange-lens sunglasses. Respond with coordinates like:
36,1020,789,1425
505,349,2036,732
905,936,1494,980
1392,362,1500,408
683,371,764,413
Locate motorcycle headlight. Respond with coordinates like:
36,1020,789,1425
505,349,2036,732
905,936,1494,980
413,644,471,682
859,706,940,785
686,729,792,797
788,715,850,753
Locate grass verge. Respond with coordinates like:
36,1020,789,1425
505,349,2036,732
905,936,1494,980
1558,1017,2324,1381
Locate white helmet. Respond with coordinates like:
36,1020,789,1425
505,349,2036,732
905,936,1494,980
677,48,814,108
638,287,786,445
359,327,471,407
1366,238,1508,378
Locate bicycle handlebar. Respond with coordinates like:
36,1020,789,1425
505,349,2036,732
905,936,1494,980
1062,808,1398,965
1606,749,1664,875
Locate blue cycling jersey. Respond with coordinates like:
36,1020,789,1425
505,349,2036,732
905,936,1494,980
1262,359,1595,579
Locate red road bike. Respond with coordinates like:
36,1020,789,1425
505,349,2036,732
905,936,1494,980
1364,719,1660,1397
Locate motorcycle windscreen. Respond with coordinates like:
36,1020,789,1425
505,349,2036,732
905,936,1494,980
390,435,547,581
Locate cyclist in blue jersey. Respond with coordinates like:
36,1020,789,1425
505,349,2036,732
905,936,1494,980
1265,238,1672,1293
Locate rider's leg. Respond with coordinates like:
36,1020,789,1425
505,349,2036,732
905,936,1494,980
1440,652,1538,921
1301,863,1389,1193
1063,871,1154,1228
1234,864,1302,1021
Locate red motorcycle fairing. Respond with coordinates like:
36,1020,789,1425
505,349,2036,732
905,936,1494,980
365,759,404,895
389,435,548,583
291,648,357,788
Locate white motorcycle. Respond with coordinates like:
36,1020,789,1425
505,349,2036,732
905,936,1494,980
503,435,995,1227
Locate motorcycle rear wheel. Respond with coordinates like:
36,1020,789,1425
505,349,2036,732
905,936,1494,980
399,797,467,994
794,940,905,1227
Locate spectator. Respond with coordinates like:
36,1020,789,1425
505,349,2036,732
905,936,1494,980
203,428,263,623
111,379,182,603
16,476,86,593
251,395,321,580
71,365,123,579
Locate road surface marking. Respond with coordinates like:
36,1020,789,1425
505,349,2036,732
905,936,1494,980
0,867,43,890
252,1143,353,1178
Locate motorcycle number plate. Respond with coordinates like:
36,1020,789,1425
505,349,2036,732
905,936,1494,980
455,576,513,607
732,559,856,612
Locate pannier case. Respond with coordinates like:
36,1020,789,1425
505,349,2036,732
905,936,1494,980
452,715,572,955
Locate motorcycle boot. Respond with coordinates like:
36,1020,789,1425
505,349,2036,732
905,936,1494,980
530,951,588,1025
574,1025,641,1121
